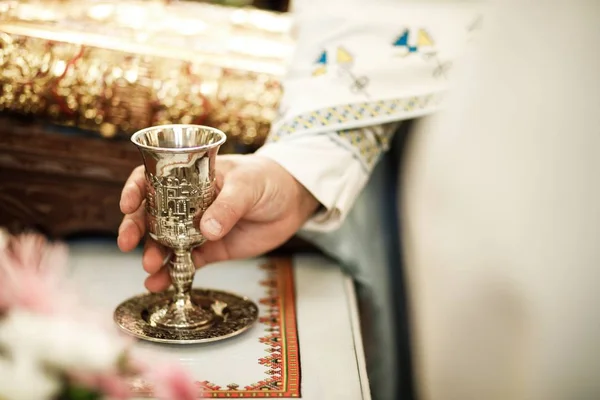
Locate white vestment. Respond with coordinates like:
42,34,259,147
258,0,600,399
403,2,600,399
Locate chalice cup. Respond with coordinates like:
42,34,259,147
114,125,258,344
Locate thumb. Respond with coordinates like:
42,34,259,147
200,176,260,241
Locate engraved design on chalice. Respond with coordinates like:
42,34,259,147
114,125,258,344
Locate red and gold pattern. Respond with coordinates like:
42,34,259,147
133,258,301,398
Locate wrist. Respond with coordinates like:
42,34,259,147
254,154,321,223
295,180,321,222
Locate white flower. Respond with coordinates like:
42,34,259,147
0,354,61,400
0,310,127,373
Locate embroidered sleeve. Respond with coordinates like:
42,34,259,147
255,123,398,232
254,1,479,232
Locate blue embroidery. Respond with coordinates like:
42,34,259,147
392,28,453,78
392,28,435,56
312,50,328,76
311,47,371,96
393,30,419,53
316,51,327,65
270,94,442,140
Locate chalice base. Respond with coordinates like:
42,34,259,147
148,295,214,330
114,289,259,344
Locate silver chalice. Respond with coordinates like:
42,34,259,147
114,124,258,344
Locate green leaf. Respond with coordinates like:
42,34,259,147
55,384,103,400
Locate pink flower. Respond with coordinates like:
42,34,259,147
146,362,199,400
70,371,132,400
11,232,66,275
0,230,200,400
0,230,75,315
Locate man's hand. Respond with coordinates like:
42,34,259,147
117,154,319,292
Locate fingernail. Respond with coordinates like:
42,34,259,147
203,218,222,237
162,253,172,267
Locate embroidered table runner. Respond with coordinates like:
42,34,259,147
130,258,300,398
68,241,367,399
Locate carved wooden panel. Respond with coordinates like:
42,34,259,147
0,117,139,238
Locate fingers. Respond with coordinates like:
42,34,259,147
142,238,169,274
200,174,261,241
120,165,146,214
118,165,145,252
191,240,230,269
191,222,281,268
144,266,171,292
117,201,146,252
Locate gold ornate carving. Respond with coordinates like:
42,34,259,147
0,1,293,149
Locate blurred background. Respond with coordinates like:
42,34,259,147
0,0,307,249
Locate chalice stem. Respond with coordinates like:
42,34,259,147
158,248,213,329
170,249,195,301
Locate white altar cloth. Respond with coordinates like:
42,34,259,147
67,240,370,400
